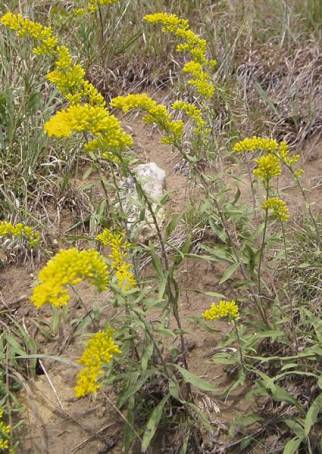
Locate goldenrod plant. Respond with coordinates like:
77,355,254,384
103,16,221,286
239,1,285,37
1,2,322,453
1,10,217,452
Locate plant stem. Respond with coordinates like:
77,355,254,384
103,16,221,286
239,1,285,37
257,186,269,299
233,320,246,373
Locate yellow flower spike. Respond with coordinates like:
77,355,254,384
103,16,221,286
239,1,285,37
294,168,304,178
144,13,189,33
261,197,289,222
74,330,121,398
233,136,280,154
1,14,103,106
1,12,58,56
31,248,109,309
182,61,214,98
144,12,215,99
0,221,40,247
277,141,300,167
2,12,133,162
44,104,133,154
253,154,281,182
172,100,209,135
97,229,136,290
203,300,239,321
233,137,301,170
46,46,85,99
111,94,184,145
144,13,210,66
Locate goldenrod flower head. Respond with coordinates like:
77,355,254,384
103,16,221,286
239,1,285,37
0,221,40,247
144,13,214,67
233,136,279,154
294,168,304,178
88,0,119,12
253,154,281,182
1,12,58,56
111,94,184,145
1,13,106,108
203,300,239,321
3,11,133,165
262,197,289,222
0,407,10,450
182,61,214,98
233,137,301,170
144,13,189,33
31,248,108,308
97,229,136,290
172,100,208,136
44,103,132,154
277,141,300,167
74,329,121,398
46,45,86,100
144,12,215,98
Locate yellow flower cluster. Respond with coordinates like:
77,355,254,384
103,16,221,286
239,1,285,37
0,407,10,451
182,61,214,98
1,12,58,55
144,13,216,67
74,330,121,398
46,45,84,99
97,229,136,290
262,197,289,222
233,137,279,154
1,12,133,160
172,100,208,136
0,221,40,247
44,104,132,157
144,12,189,33
277,141,300,167
253,154,281,182
31,248,108,308
75,0,119,16
203,300,239,321
1,13,104,105
144,12,215,99
111,94,184,145
233,137,301,172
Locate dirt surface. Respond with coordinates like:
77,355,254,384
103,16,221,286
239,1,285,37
1,122,321,453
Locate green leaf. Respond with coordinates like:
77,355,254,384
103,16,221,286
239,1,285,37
155,326,176,337
141,342,154,371
283,436,303,454
200,244,233,262
229,414,262,438
284,418,305,438
317,375,322,390
313,320,322,343
219,262,239,284
141,395,169,452
179,430,191,454
123,396,136,453
232,187,241,205
203,291,226,299
175,365,216,392
304,392,322,436
211,353,237,365
255,370,302,410
169,379,183,402
224,370,246,399
165,214,180,238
